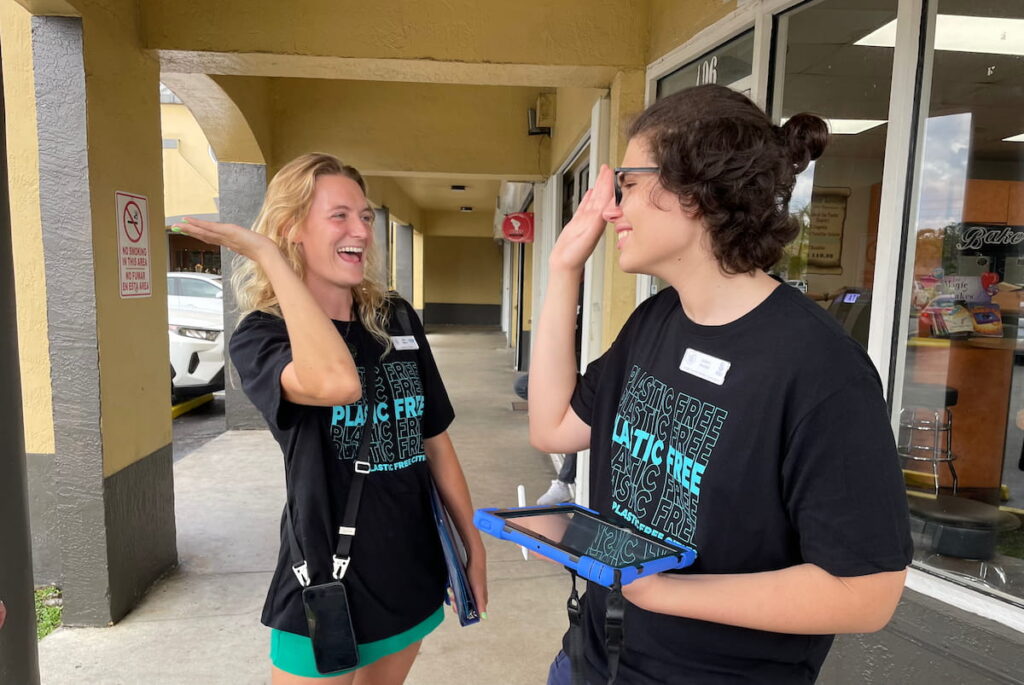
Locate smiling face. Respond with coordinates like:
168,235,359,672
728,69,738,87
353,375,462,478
293,174,374,291
601,136,708,278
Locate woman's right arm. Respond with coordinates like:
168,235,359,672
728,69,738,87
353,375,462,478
174,218,360,407
528,166,615,454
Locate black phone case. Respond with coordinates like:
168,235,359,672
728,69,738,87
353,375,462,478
302,582,359,674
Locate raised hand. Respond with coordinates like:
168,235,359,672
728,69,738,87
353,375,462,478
171,217,278,263
548,164,615,272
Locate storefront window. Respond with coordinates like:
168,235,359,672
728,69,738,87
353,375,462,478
771,0,898,349
893,0,1024,601
656,30,755,100
648,31,755,295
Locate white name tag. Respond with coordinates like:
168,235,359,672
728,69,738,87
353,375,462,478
391,335,419,351
679,348,730,386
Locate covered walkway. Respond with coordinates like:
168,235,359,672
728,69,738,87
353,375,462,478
36,328,569,684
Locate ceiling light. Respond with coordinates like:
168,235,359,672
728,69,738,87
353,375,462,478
782,117,886,135
827,118,887,135
460,206,473,212
1003,132,1024,142
856,15,1024,56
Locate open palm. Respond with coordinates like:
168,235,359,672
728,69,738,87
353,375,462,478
548,165,614,272
172,217,277,262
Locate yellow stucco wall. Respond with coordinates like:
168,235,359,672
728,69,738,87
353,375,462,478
363,176,422,230
600,70,645,349
79,0,172,476
160,73,266,166
14,0,76,14
423,236,501,305
270,79,549,178
648,0,739,63
209,75,272,163
422,210,493,239
141,0,649,69
549,88,606,174
2,0,55,453
161,103,218,220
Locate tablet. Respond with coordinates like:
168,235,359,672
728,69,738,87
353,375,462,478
474,503,696,587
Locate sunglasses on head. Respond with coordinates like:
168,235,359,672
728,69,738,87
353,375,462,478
613,167,660,205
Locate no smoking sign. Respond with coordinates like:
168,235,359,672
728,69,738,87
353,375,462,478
116,191,152,298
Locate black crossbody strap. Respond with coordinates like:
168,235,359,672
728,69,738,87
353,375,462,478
566,570,585,685
566,571,625,685
391,295,414,338
284,503,308,585
605,571,625,685
286,315,379,587
331,358,377,580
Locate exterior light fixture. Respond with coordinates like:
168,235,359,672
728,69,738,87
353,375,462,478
527,108,551,136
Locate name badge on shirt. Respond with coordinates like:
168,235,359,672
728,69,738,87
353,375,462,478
391,335,419,351
679,348,731,386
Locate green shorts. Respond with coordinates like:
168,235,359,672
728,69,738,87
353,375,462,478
269,605,444,678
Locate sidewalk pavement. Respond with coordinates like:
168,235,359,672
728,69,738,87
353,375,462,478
38,328,570,684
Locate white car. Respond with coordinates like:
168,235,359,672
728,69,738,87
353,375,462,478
168,272,223,315
168,273,225,401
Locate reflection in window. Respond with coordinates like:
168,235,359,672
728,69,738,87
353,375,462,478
656,30,755,100
771,0,899,350
652,31,756,294
895,0,1024,603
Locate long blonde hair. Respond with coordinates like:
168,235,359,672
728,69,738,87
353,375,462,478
231,153,393,353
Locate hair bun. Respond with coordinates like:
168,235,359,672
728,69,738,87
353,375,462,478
781,113,829,173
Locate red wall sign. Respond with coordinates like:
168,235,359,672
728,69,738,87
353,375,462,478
502,212,534,243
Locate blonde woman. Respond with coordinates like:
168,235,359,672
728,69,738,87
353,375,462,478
174,153,487,685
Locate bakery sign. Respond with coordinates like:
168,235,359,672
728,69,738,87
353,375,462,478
502,212,534,243
956,224,1024,252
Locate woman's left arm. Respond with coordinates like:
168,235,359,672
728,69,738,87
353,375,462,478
623,563,906,635
424,431,488,615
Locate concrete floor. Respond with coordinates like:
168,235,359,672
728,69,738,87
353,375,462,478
171,392,225,463
38,328,569,684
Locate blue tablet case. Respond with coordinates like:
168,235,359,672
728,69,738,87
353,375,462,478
430,482,480,626
474,503,696,587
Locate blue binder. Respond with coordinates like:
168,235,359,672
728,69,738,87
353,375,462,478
429,482,480,626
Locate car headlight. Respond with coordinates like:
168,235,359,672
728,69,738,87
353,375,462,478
169,325,220,341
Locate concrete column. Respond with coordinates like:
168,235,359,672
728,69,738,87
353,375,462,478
395,223,413,302
33,15,110,627
220,162,268,430
601,70,644,346
0,49,41,685
32,16,177,627
374,207,390,286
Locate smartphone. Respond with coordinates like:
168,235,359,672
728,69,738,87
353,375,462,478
302,582,359,674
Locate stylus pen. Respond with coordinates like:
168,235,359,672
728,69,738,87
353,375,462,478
517,484,528,560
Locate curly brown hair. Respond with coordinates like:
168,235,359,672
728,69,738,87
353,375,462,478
627,84,828,274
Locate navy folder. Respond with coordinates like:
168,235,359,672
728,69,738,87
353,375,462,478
429,482,480,627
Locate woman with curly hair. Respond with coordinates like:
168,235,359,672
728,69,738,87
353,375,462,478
173,153,486,684
529,85,911,684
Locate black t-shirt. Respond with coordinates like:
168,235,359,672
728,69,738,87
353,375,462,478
229,297,452,641
569,284,913,684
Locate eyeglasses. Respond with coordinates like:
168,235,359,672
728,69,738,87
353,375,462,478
613,167,660,205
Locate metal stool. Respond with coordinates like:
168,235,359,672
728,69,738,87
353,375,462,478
898,383,958,495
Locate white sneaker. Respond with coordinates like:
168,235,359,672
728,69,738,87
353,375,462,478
537,479,573,506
